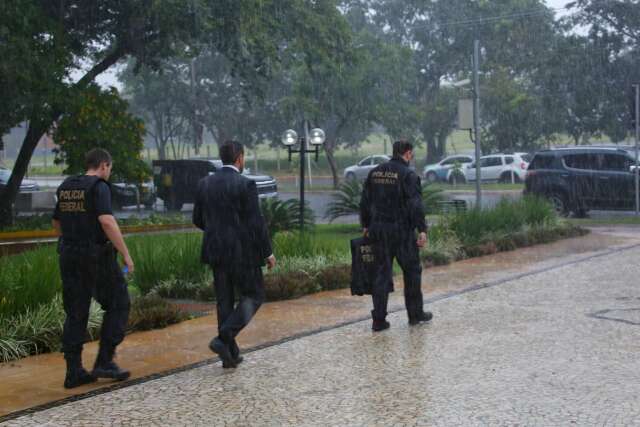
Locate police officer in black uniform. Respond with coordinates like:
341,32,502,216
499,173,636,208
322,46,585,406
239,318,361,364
52,148,133,388
360,140,433,331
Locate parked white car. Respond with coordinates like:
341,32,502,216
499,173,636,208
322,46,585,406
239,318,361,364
453,153,530,183
422,154,474,183
344,155,391,181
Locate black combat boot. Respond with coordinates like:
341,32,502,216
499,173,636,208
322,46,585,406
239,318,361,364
64,353,96,389
92,345,130,381
409,311,433,326
371,310,390,332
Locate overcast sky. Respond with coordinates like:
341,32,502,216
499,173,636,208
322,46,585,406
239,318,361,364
545,0,574,16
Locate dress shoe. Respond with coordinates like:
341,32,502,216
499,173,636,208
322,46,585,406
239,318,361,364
409,311,433,325
209,337,237,369
372,319,390,332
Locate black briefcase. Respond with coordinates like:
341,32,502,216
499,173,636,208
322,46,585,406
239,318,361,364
350,237,391,296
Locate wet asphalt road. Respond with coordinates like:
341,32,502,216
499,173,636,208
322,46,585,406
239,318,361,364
26,176,640,222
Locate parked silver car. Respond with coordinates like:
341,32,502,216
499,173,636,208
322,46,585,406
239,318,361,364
343,155,391,181
458,153,531,183
0,167,40,192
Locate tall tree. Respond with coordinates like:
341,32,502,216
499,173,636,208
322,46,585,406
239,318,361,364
570,0,640,44
53,85,149,182
0,0,352,226
367,0,559,161
120,61,190,160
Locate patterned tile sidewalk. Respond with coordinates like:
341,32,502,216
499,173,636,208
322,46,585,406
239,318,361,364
1,229,626,419
4,236,640,425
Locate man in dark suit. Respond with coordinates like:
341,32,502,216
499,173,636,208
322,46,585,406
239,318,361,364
193,140,276,368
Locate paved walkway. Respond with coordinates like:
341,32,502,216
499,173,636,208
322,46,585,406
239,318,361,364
2,228,640,425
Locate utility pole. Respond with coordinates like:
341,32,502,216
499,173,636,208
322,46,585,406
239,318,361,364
472,39,482,209
634,84,639,215
190,57,199,156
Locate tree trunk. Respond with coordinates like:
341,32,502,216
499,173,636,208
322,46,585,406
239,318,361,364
436,133,447,159
325,145,339,189
253,147,258,173
0,117,48,226
425,136,438,164
573,133,580,146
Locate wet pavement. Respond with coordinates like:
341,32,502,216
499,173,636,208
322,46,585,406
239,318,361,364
2,227,640,425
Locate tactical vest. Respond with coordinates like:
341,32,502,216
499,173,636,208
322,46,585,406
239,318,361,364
56,175,108,245
368,159,409,225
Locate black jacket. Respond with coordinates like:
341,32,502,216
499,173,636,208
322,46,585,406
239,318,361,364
193,167,272,269
359,158,427,234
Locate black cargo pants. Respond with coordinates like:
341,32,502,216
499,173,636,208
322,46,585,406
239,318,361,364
59,243,130,355
369,226,424,322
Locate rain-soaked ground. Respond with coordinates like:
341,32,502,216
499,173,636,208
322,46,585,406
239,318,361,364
2,227,640,425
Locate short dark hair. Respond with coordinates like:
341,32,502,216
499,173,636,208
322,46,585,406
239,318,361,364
85,148,112,170
219,140,244,165
392,140,413,158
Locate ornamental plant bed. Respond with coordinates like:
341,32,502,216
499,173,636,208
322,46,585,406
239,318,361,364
0,198,588,363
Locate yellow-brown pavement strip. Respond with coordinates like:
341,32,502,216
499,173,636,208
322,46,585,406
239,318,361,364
0,229,632,418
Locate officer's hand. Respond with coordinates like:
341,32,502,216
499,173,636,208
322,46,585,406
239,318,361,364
266,255,276,270
124,255,135,274
363,228,368,237
417,232,428,248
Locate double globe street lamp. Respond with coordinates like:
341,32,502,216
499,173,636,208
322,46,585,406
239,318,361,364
281,123,326,231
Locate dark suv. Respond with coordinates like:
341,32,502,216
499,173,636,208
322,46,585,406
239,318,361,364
152,159,278,211
524,147,639,216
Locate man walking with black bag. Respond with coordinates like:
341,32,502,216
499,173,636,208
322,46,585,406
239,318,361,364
193,140,275,368
360,140,432,331
53,148,132,388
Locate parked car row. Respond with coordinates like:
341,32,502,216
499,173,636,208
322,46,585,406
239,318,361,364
451,153,531,184
342,152,532,185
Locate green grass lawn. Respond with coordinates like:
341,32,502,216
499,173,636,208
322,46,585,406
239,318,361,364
568,216,640,226
8,130,635,178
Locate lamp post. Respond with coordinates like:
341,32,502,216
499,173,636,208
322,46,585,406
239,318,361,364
281,121,325,231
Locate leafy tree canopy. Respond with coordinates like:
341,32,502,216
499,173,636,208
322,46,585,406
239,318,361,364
53,85,149,183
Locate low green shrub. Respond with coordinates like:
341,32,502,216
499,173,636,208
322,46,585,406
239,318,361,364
446,195,557,247
423,222,465,266
0,245,61,318
1,214,54,232
422,183,446,215
264,271,321,301
325,180,362,222
316,265,351,291
264,254,351,301
1,212,191,233
127,233,209,294
0,295,103,363
127,294,189,332
0,292,191,362
261,198,315,235
150,279,215,301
